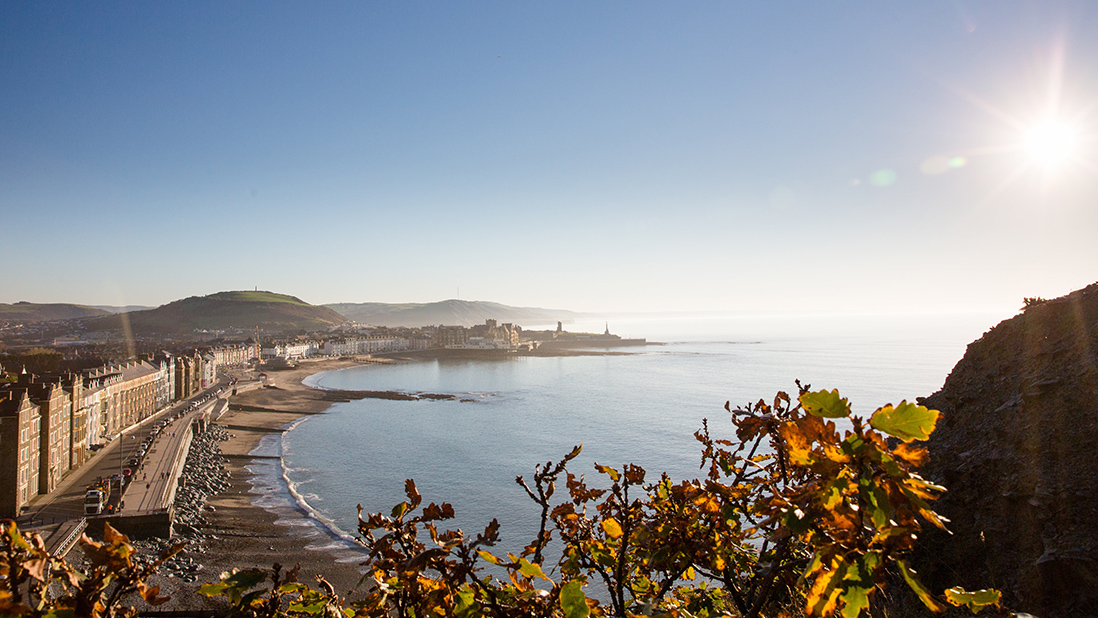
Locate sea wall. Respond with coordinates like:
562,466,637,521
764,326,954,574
89,506,174,540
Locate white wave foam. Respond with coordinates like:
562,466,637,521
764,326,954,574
240,420,367,565
278,423,365,551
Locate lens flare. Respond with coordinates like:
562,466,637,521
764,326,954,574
870,169,897,187
921,155,968,175
920,156,951,175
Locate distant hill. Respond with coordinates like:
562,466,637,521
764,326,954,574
324,299,578,328
0,302,110,322
92,305,154,314
86,291,348,335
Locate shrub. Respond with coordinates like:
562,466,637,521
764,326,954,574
204,383,1006,617
0,521,181,617
3,385,1006,617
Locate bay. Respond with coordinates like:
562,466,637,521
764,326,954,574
273,311,1006,557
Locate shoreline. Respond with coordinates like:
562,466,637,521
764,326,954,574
138,357,382,611
123,348,652,611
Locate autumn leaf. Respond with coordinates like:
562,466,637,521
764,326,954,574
805,558,843,617
102,522,129,545
6,522,31,551
516,558,551,581
594,463,620,482
198,582,230,596
602,518,624,539
892,442,929,466
138,582,171,606
779,422,817,466
477,550,502,565
404,479,422,509
840,585,871,618
421,502,456,521
560,581,590,618
870,401,939,442
897,560,944,612
800,390,852,419
945,587,1002,613
23,557,47,582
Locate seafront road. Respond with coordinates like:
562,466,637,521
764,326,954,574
19,383,229,533
117,398,223,514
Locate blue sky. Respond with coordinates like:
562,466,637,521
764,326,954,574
2,2,1096,312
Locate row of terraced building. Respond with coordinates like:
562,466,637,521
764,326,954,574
0,344,251,518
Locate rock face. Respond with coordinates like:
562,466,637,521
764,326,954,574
917,283,1098,616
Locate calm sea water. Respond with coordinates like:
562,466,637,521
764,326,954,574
261,312,1007,558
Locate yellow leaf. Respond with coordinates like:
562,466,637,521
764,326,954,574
805,556,843,616
595,464,620,482
602,518,624,539
477,550,501,565
897,560,944,612
778,422,816,466
869,401,939,442
945,587,1002,613
893,442,929,466
799,389,851,419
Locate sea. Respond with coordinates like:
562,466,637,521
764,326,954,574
243,311,1009,564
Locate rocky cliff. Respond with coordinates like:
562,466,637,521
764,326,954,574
917,282,1098,616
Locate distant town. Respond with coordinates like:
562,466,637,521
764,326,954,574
0,313,644,519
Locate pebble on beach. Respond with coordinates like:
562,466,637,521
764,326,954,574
132,423,231,584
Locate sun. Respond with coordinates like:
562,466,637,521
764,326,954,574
932,39,1096,200
1024,118,1080,168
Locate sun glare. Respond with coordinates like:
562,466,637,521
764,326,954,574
1025,118,1079,167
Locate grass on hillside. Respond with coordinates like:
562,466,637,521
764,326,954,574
207,291,309,305
0,303,45,315
0,303,101,314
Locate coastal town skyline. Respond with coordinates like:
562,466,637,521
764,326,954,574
3,3,1097,313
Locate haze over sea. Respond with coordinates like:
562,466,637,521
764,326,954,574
259,311,1007,557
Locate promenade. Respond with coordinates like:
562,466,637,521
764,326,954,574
18,384,229,539
118,397,228,514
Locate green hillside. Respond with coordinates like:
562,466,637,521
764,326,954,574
0,302,111,322
207,291,310,305
85,291,347,335
91,305,154,314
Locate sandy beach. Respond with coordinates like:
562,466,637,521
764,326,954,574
118,349,633,612
137,356,386,611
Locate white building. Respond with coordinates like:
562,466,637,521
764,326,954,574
210,344,251,366
322,336,410,356
201,353,218,389
262,341,320,361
